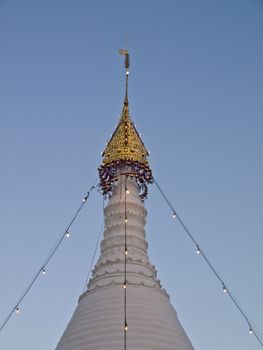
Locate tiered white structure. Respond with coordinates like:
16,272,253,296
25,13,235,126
55,52,195,350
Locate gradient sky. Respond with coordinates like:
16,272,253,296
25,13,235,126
0,1,263,349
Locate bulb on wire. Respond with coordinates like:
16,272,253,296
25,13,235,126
223,285,227,293
42,268,46,275
15,307,20,314
125,249,128,255
172,212,176,219
125,323,128,331
125,187,130,194
249,328,253,335
65,231,70,238
125,217,128,223
197,246,200,254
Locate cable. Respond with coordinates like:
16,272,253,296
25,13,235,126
153,177,263,347
124,175,128,350
0,179,98,334
82,196,105,293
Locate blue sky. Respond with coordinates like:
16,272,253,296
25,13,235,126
0,0,262,349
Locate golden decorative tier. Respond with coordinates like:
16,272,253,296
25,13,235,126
102,102,149,166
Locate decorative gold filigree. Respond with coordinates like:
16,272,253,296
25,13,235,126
102,103,149,166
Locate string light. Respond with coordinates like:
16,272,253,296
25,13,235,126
82,218,105,293
124,174,128,350
0,181,98,334
153,177,263,347
172,212,176,219
125,187,130,194
65,231,70,238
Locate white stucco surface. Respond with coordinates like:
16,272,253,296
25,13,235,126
55,170,195,350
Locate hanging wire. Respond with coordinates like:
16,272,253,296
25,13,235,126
153,177,263,347
0,179,98,334
82,196,105,293
124,175,128,350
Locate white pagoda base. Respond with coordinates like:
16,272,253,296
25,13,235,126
55,172,195,350
56,285,194,350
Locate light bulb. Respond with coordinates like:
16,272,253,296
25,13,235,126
125,217,128,223
125,323,128,331
197,246,200,254
249,328,253,335
65,231,70,238
125,187,130,194
125,250,128,255
15,307,20,314
223,285,227,293
172,212,176,219
42,268,46,275
82,198,86,203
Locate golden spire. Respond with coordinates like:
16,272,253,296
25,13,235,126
99,51,152,200
102,50,149,166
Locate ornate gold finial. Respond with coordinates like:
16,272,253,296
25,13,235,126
101,50,148,166
98,51,153,200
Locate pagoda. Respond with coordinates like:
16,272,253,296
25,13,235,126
55,52,195,350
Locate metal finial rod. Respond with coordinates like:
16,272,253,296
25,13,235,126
118,49,130,71
125,52,130,71
118,49,130,105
